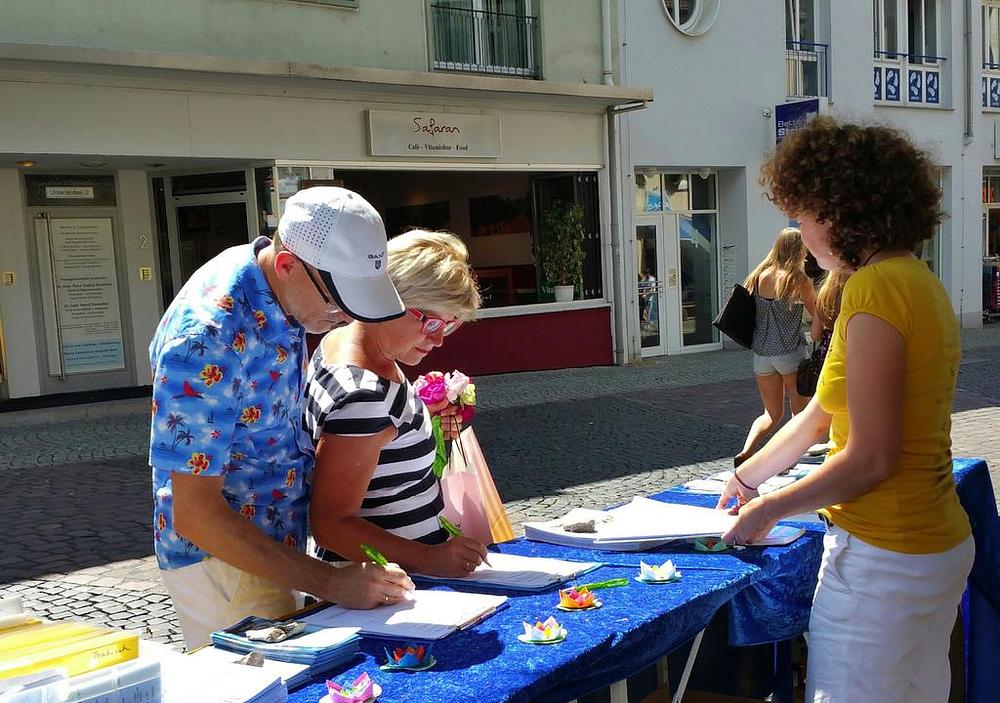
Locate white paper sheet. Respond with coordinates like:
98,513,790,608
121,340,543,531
301,590,508,641
414,553,600,590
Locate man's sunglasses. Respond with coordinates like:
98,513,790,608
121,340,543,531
407,308,462,336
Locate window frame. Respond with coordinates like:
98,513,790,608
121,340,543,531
286,0,359,8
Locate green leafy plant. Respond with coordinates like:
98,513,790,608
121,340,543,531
539,202,586,287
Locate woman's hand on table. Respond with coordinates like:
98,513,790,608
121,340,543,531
424,536,488,577
721,496,778,547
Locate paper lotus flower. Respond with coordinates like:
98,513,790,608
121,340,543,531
325,673,377,703
639,560,682,582
521,616,567,642
557,587,599,610
382,644,435,671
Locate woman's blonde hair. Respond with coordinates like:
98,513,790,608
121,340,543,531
387,229,480,321
744,227,809,304
815,268,850,330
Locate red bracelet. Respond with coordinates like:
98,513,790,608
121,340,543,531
734,470,756,492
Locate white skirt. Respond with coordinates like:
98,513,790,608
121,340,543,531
806,524,974,703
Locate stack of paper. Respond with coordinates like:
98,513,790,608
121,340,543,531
66,657,161,703
524,497,804,550
414,553,601,591
187,645,324,692
142,641,286,703
211,618,360,675
302,590,508,641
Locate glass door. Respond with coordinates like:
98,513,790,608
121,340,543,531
636,218,666,356
676,211,721,348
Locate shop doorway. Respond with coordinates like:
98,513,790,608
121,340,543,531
157,170,255,301
982,172,1000,323
634,171,722,357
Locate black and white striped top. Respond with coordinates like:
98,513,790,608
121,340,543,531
303,348,447,562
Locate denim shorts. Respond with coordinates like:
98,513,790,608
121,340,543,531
753,347,808,376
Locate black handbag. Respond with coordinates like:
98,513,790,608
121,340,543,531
796,346,822,397
712,284,756,348
797,329,833,397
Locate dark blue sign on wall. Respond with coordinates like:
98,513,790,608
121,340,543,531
775,98,820,143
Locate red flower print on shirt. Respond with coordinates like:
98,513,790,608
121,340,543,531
199,363,224,387
188,452,210,475
240,504,256,519
254,310,267,329
216,295,234,311
232,331,246,354
275,346,288,364
272,489,286,501
211,429,222,439
249,380,258,391
284,534,298,549
240,406,261,424
160,375,168,385
267,437,277,446
285,469,296,488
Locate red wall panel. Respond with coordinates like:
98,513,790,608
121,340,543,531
411,306,613,377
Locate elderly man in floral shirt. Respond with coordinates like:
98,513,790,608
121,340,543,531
149,187,414,648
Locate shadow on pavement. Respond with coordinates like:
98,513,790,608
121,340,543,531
1,457,152,583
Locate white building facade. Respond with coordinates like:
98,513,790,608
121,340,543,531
0,0,650,402
612,0,996,364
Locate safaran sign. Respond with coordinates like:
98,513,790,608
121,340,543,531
368,110,502,158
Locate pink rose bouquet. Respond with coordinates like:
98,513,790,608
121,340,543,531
414,370,477,477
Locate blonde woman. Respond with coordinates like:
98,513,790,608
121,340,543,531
305,230,487,587
735,228,818,466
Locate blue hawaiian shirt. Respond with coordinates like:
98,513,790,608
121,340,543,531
149,237,313,570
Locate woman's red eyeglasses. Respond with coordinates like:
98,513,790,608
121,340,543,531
407,308,462,337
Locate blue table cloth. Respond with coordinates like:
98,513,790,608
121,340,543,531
952,458,1000,703
288,459,995,703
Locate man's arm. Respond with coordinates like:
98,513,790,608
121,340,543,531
172,472,412,606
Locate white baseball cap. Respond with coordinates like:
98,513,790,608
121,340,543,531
279,186,404,323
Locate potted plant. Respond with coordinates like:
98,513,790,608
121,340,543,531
539,202,586,303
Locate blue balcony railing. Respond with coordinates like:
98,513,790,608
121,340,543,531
873,50,946,105
785,40,829,98
431,4,540,79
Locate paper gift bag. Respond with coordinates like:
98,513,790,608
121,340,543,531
439,427,515,545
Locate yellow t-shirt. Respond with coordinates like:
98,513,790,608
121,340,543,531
815,256,970,554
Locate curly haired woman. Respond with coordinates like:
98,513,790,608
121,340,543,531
717,117,972,703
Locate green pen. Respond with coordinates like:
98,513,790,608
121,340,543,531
573,577,629,591
438,516,493,568
360,543,389,567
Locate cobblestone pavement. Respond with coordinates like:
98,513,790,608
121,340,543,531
3,328,999,648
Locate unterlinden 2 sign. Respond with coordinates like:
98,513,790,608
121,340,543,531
368,110,502,158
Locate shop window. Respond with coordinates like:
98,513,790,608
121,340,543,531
276,168,602,309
